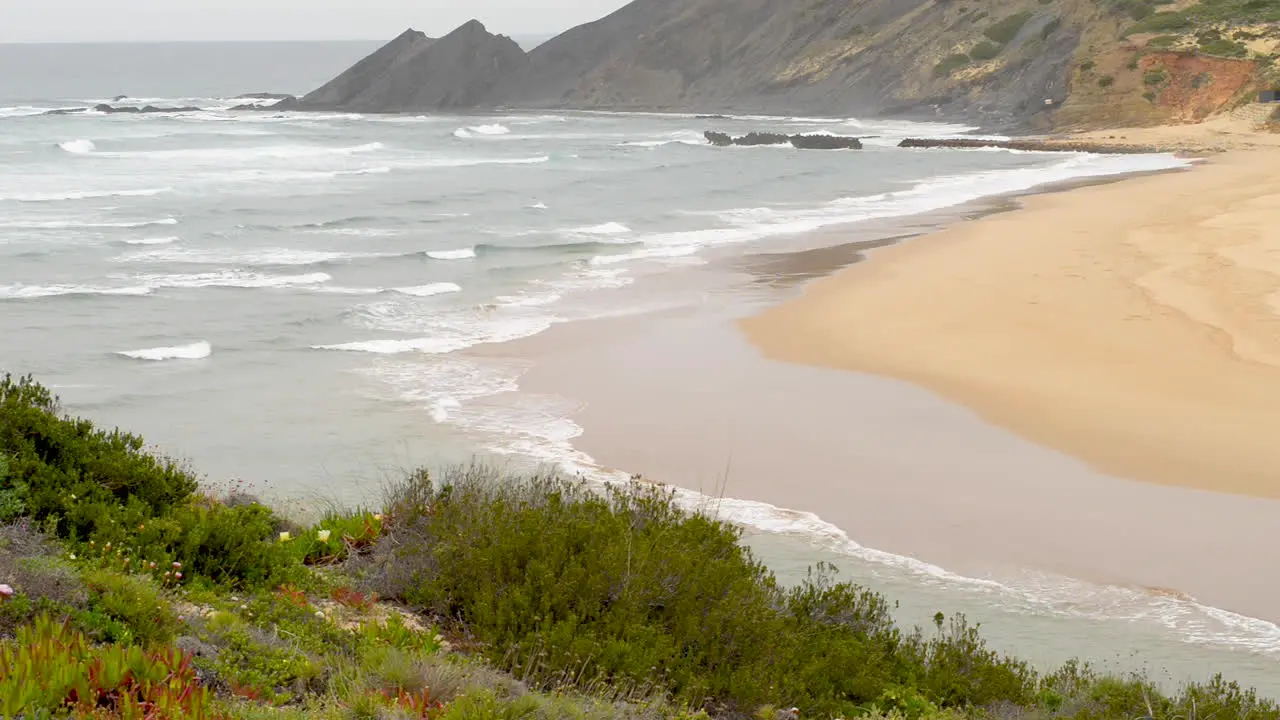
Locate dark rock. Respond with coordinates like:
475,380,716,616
44,107,89,116
704,131,733,146
234,92,294,100
230,96,298,111
112,95,128,102
174,635,221,660
90,103,202,114
704,130,863,150
696,114,729,119
898,137,1169,154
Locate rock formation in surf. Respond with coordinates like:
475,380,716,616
705,131,864,150
268,0,1279,130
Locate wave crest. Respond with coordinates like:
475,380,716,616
117,341,211,361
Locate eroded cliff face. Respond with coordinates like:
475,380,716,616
292,0,1280,130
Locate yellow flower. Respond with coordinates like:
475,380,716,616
279,532,293,542
317,529,332,543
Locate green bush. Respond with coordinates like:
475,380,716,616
1199,37,1249,57
984,12,1033,44
1144,68,1168,85
934,53,971,77
0,374,197,531
1125,10,1191,35
372,469,1035,717
0,376,302,589
78,568,177,646
969,41,1002,61
1098,75,1116,87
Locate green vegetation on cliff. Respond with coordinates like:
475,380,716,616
1,373,1277,719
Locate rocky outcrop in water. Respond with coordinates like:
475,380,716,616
897,137,1173,154
705,131,863,150
45,104,204,116
234,93,295,100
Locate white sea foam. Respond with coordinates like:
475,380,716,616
529,202,549,210
393,283,463,297
0,217,178,229
569,222,631,236
619,130,707,148
117,340,212,361
0,187,172,203
58,139,96,154
0,105,54,118
115,247,382,266
453,123,511,138
425,247,477,260
586,152,1192,270
135,271,332,289
123,236,179,246
94,142,385,162
0,284,153,300
420,156,550,168
360,356,524,423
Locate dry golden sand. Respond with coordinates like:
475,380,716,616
741,144,1280,498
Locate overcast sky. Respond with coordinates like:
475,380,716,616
1,0,630,43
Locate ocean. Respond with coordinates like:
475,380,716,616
2,42,1276,695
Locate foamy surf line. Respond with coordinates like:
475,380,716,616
583,152,1194,270
117,340,211,361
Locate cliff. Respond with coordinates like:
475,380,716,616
290,0,1280,130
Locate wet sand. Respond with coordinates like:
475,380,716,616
741,150,1280,498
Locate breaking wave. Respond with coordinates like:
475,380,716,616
117,341,212,361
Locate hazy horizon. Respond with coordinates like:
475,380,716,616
3,1,628,43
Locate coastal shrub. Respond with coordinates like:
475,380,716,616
1098,75,1116,87
0,376,303,588
1143,68,1168,85
1125,10,1191,35
968,41,1002,62
934,53,971,77
1199,37,1249,57
984,12,1032,45
77,568,177,646
370,468,1037,717
0,373,198,533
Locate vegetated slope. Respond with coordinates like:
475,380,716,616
1054,0,1280,128
291,0,1280,129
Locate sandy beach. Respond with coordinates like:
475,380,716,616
741,144,1280,498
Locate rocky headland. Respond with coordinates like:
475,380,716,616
248,0,1280,132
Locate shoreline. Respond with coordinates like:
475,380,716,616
739,148,1280,499
486,145,1280,654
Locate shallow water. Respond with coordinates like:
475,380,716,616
5,42,1271,696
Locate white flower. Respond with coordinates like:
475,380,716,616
279,532,293,542
317,529,331,543
0,584,14,599
315,611,326,620
69,554,76,560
